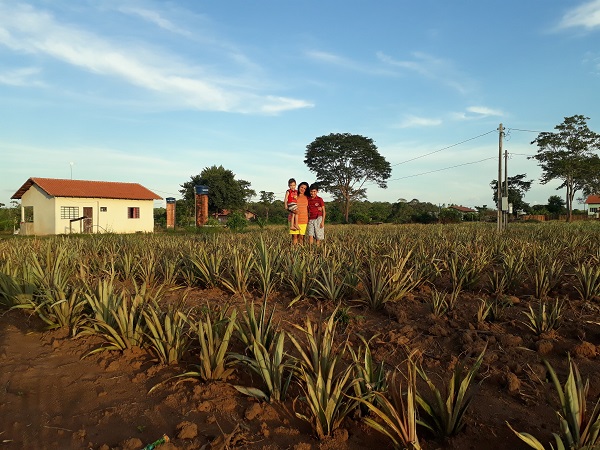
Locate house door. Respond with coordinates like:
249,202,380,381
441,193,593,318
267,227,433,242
83,207,93,233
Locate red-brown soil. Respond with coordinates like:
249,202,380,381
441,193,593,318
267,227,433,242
1,286,600,450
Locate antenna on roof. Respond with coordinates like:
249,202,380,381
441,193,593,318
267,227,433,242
69,162,74,180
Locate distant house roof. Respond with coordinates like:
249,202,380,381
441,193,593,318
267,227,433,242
214,209,257,218
585,195,600,204
449,205,477,213
11,177,162,201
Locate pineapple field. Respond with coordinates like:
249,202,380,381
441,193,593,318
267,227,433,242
1,222,600,450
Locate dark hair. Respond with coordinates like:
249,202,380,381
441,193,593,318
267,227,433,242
298,181,310,197
288,178,296,185
309,183,319,192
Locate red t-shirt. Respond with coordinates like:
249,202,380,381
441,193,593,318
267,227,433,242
286,189,298,204
308,196,324,220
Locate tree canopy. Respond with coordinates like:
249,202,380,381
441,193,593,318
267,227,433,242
530,115,600,221
304,133,391,222
490,173,533,215
546,195,566,215
179,165,255,214
258,190,275,222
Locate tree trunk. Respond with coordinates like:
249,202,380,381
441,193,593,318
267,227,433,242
566,183,573,223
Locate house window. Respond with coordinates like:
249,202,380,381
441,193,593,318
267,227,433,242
128,207,140,219
100,207,107,212
60,206,80,219
590,207,598,213
23,206,34,223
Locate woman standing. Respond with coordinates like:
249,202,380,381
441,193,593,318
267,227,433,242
290,181,309,244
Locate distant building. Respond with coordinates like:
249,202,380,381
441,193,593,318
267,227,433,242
448,205,477,214
11,177,162,235
585,195,600,218
213,209,257,224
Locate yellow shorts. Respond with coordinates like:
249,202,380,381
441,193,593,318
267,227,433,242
289,223,307,235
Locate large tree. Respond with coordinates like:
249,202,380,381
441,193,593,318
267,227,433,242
304,133,391,222
530,115,600,222
389,199,438,224
546,195,566,215
489,173,533,215
179,165,254,214
580,154,600,198
258,190,275,222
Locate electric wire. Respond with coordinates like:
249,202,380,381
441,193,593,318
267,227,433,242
385,156,496,183
507,127,548,134
152,126,538,199
391,129,496,166
509,152,536,157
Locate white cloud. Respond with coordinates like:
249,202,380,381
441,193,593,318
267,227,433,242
377,51,470,94
305,50,396,76
306,50,347,65
260,96,314,114
0,67,44,87
118,6,193,37
453,106,504,120
467,106,503,117
583,51,600,73
397,115,442,129
559,0,600,30
0,3,310,114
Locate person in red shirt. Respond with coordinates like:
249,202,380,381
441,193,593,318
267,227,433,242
284,178,299,231
307,184,325,245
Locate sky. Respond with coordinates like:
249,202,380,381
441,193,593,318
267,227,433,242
1,0,600,210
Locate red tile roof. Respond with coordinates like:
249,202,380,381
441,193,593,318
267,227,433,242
585,195,600,204
11,178,162,201
449,205,477,213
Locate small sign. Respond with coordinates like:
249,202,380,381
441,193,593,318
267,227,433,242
195,185,209,195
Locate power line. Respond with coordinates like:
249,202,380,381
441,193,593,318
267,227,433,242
391,129,497,166
510,152,536,157
507,127,548,134
149,188,181,198
387,156,496,182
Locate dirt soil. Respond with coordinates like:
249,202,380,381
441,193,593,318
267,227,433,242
1,285,600,450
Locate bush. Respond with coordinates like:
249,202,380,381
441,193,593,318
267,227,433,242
350,212,371,224
226,212,248,232
438,208,462,224
206,217,221,227
411,212,437,224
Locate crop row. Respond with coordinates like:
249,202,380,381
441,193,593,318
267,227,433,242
1,222,600,448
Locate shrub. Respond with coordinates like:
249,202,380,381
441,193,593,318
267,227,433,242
226,212,248,232
438,208,462,224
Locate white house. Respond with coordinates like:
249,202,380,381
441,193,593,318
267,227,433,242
585,195,600,218
11,177,162,235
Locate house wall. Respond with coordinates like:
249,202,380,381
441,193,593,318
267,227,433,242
20,187,155,235
55,197,155,234
20,185,56,235
587,203,599,217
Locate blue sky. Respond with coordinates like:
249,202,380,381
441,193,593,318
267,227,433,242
1,0,599,210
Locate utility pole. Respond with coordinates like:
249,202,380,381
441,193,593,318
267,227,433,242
504,149,509,228
497,123,504,231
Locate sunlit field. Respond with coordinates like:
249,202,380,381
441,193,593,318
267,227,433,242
1,222,600,449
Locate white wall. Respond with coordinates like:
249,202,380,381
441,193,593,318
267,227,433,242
20,187,155,235
20,185,56,235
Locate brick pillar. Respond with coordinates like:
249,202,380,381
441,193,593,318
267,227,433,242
166,197,176,229
196,194,208,226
